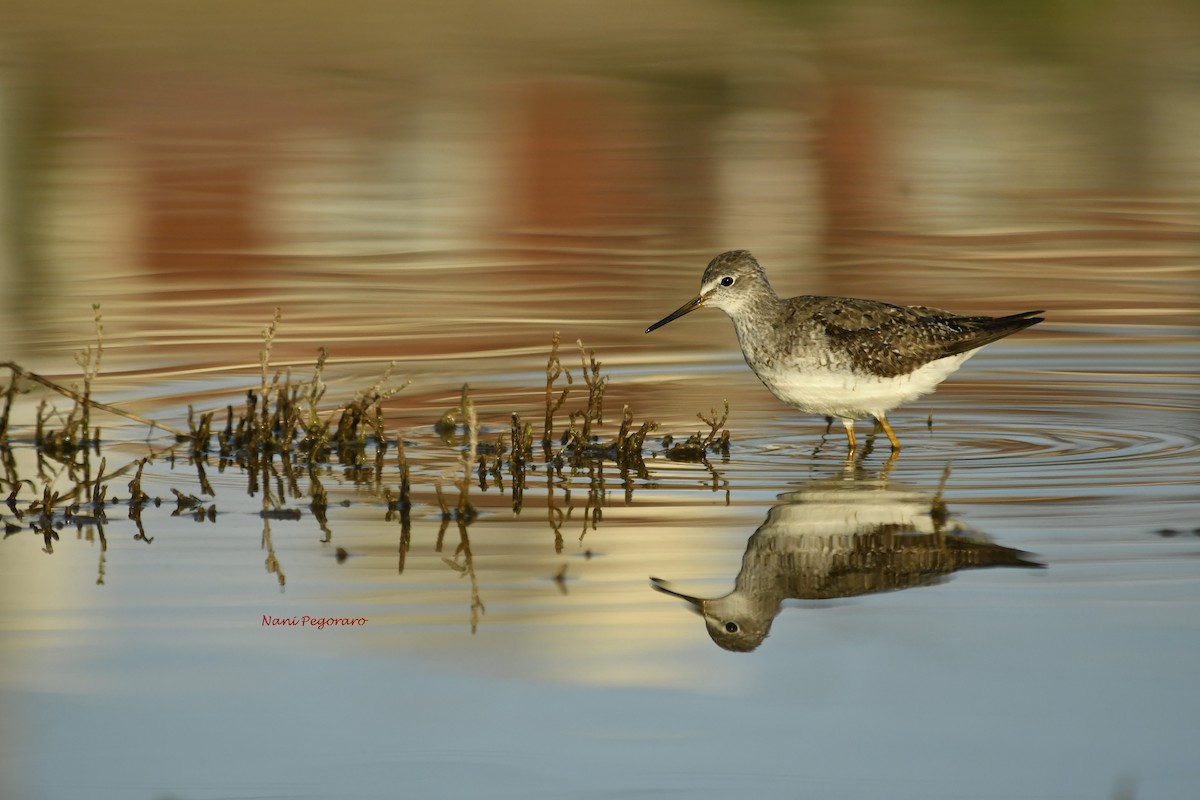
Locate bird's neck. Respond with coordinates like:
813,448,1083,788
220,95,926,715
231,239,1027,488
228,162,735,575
727,285,786,350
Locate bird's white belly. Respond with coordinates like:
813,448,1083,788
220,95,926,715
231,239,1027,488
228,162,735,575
753,352,974,419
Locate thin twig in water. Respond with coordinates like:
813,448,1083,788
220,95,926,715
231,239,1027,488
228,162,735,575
542,331,571,451
1,362,187,438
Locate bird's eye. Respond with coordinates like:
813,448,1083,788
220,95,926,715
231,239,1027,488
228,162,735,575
724,621,739,633
720,276,735,287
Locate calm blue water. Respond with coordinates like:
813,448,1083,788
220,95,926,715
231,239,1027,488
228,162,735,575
3,2,1200,798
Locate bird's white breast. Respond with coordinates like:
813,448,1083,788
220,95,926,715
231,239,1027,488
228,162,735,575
751,351,975,419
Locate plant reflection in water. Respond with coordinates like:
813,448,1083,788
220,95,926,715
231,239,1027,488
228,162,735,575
2,323,739,632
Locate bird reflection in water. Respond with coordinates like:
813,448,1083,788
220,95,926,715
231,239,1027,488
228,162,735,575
651,466,1043,652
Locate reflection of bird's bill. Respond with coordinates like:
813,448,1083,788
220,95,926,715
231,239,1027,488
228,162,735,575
649,577,703,614
645,295,704,333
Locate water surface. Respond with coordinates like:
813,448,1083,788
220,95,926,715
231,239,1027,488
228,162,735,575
2,3,1199,799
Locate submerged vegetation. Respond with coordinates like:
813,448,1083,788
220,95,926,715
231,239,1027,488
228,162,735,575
0,309,731,618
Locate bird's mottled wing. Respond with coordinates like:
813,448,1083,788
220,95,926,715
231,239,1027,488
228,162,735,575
797,296,1043,378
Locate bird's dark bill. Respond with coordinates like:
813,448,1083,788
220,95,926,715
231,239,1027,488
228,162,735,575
649,577,703,614
645,295,704,333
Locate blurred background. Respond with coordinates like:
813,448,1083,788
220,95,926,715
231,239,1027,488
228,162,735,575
0,0,1196,381
1,3,1199,800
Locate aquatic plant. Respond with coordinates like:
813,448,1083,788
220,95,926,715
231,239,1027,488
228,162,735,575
661,400,731,461
0,311,734,623
542,330,571,453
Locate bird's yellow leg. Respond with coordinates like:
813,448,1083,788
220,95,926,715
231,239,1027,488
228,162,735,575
841,418,856,451
875,415,902,452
